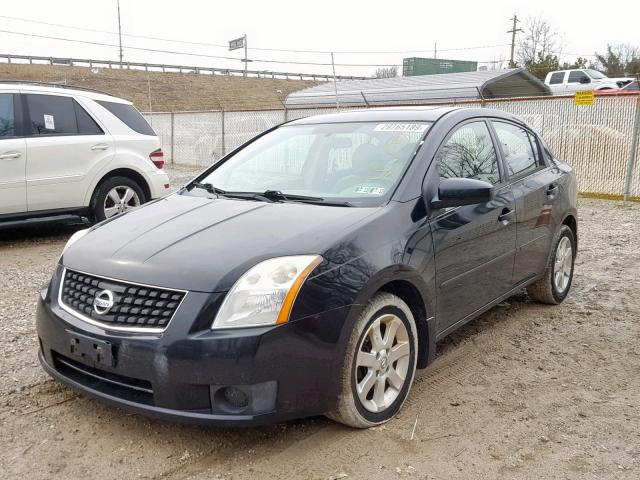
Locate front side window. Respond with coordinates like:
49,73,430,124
568,71,589,83
26,94,78,135
549,72,565,84
0,93,15,137
492,122,540,177
198,122,430,206
436,121,499,184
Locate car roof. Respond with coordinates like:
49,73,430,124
287,106,518,125
0,82,130,104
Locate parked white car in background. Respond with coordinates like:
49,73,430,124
544,69,633,95
0,82,170,226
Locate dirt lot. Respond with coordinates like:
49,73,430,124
1,166,639,480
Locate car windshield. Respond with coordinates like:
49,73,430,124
196,121,431,207
586,69,607,79
624,81,639,90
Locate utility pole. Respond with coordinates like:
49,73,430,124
331,52,340,110
243,34,248,77
507,14,523,68
117,0,124,64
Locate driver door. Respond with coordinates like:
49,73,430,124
429,120,517,334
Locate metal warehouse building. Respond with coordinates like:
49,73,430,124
285,68,551,108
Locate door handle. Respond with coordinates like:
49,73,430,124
547,184,558,196
0,152,21,160
91,144,109,151
498,208,515,225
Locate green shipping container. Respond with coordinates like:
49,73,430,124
403,57,478,76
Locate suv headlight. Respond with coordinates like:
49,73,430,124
61,229,90,255
212,255,323,329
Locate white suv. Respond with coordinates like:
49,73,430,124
544,69,633,95
0,82,170,225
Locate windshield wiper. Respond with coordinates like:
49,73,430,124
188,185,351,206
190,182,227,196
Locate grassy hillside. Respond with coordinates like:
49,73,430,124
0,63,317,112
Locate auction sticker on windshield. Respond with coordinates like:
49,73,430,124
374,123,429,133
354,186,386,195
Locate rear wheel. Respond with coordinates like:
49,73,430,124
328,292,417,428
527,225,576,304
90,176,146,223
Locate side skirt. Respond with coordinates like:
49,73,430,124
434,275,542,342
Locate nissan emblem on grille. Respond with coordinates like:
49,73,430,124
93,290,115,315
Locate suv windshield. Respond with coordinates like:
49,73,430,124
586,69,607,79
196,121,431,207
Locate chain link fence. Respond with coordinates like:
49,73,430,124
144,94,640,199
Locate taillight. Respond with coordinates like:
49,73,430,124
149,148,164,169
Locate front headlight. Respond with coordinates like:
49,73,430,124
212,255,323,329
61,228,90,255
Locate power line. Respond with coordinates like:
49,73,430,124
0,14,509,55
0,29,405,67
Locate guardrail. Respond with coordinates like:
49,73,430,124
0,53,367,82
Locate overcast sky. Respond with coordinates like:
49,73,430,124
0,0,637,77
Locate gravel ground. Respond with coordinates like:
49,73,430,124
0,165,638,480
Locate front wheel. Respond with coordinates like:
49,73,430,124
527,225,576,304
328,292,418,428
90,176,146,223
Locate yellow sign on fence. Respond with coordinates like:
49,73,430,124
575,90,595,106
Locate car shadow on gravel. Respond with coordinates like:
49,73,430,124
0,222,86,245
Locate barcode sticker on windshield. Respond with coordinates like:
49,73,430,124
374,123,428,133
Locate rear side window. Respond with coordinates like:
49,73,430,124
549,72,565,84
26,94,77,135
492,122,540,177
97,100,155,135
567,71,589,83
0,93,15,137
436,121,500,184
74,101,103,135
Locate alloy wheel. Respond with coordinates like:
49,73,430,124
553,236,573,293
103,186,141,218
354,313,411,413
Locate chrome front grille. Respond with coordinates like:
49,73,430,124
59,268,186,332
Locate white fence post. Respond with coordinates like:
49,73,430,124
624,97,640,203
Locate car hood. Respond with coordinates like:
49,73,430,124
62,193,381,292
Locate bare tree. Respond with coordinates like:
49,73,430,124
595,44,640,76
374,66,398,78
517,17,560,65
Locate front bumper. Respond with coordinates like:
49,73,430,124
36,275,352,426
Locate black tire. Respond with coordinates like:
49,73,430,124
527,225,576,304
89,176,146,223
327,292,418,428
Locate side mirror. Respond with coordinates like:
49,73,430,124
580,76,591,84
429,178,494,209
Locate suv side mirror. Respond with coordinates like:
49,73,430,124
580,76,591,84
429,178,494,209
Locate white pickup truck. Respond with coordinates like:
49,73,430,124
544,69,633,95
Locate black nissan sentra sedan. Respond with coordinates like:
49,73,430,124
37,107,578,428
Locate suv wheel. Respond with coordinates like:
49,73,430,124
527,225,576,304
90,176,146,223
328,292,417,428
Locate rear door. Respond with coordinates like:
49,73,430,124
23,93,114,212
430,120,517,333
0,92,27,215
547,71,566,95
490,120,559,284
